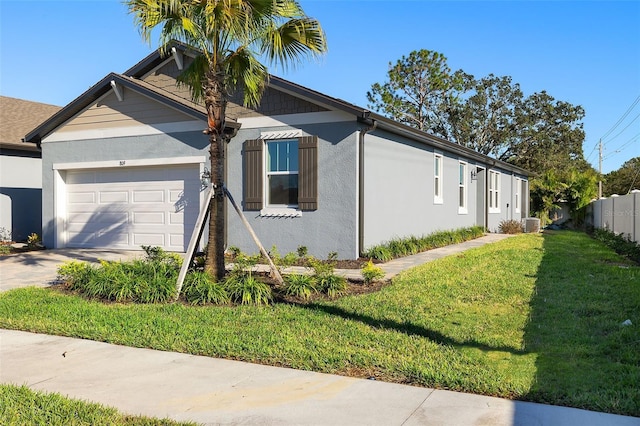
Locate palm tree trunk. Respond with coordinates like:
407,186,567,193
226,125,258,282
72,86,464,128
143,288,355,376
204,68,227,281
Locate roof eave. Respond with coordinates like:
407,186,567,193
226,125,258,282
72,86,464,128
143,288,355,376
25,73,208,145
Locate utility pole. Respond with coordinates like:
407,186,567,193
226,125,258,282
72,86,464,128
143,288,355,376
598,139,603,198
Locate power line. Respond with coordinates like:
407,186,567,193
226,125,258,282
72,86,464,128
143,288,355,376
602,132,640,160
601,95,640,144
603,112,640,145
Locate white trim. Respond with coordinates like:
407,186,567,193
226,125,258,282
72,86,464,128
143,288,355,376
53,170,66,248
171,47,184,70
43,120,206,143
259,207,302,218
433,152,443,204
110,80,123,102
238,110,352,129
53,156,206,171
515,177,521,214
458,160,468,215
260,129,304,140
489,170,501,214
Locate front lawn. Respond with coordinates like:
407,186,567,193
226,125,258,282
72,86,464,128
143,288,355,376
0,384,196,425
0,231,638,416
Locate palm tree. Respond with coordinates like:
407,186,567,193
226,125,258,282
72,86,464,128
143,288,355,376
126,0,327,280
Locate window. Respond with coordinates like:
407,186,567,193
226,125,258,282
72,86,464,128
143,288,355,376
489,170,501,213
515,177,521,214
243,136,318,214
458,161,467,214
434,153,443,204
267,140,298,206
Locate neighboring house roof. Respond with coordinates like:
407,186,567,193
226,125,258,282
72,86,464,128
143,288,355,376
0,96,60,153
24,42,529,177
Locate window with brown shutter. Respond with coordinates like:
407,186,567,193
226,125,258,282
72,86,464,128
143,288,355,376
242,135,318,212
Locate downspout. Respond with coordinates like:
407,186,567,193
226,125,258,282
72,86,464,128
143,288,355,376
357,113,377,256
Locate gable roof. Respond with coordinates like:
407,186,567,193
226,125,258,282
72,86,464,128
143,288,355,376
1,96,60,152
25,42,529,176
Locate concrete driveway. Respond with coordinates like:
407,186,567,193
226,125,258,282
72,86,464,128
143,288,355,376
0,249,141,292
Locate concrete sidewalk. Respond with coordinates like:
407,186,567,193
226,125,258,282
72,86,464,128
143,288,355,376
2,329,638,426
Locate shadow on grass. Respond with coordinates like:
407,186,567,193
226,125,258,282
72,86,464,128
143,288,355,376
519,231,640,417
298,302,527,355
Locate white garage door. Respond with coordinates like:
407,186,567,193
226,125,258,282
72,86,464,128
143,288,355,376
65,165,200,251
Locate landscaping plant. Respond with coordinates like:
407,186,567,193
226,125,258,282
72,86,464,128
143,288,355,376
361,260,385,284
499,219,524,234
283,273,317,301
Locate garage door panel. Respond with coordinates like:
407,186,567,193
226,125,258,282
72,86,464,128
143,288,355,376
168,212,184,224
133,233,165,246
133,212,165,224
99,191,128,203
169,234,183,247
133,190,164,203
65,165,199,251
96,231,130,247
68,192,96,204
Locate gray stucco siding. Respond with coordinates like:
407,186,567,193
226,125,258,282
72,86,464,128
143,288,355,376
41,131,208,248
362,129,479,251
486,167,529,232
1,154,42,241
225,121,359,259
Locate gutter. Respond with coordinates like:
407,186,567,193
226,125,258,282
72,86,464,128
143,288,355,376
357,112,377,257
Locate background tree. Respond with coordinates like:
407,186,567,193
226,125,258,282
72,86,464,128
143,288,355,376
504,91,586,174
368,49,596,223
366,50,464,139
449,73,523,158
127,0,327,280
604,157,640,196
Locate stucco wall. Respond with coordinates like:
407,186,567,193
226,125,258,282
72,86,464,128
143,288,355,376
0,153,42,241
362,129,481,250
226,120,359,259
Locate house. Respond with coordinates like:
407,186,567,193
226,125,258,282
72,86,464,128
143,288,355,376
0,96,61,242
25,43,530,259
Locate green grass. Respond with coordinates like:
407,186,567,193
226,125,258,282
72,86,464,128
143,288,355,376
0,384,197,425
0,231,638,416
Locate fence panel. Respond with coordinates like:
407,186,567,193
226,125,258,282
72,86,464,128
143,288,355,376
588,192,640,243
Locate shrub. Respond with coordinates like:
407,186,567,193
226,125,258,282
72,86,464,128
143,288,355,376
141,245,183,269
361,260,385,284
363,245,393,262
591,228,640,264
0,227,12,242
182,272,229,305
362,227,485,261
279,252,299,268
499,220,524,234
57,260,93,287
27,233,40,247
284,274,317,301
297,246,308,258
57,255,179,304
317,274,348,298
225,274,272,305
308,257,347,298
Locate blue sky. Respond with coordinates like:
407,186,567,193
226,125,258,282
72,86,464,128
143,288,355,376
1,0,638,174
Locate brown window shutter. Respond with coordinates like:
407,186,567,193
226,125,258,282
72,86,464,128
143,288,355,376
298,135,318,210
243,139,263,210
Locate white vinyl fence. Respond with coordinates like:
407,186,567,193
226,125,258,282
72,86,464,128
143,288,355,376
586,191,640,243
